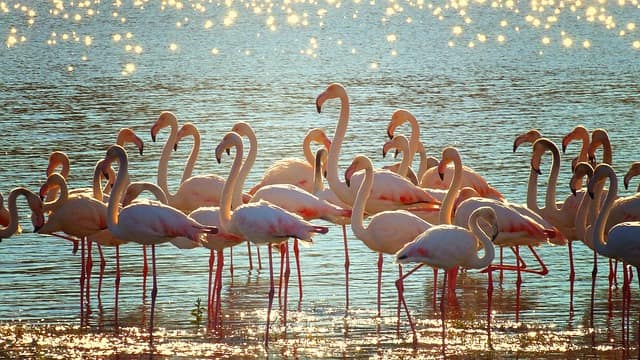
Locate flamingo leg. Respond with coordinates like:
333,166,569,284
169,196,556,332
80,237,86,325
207,249,215,327
487,267,494,349
377,253,383,317
293,238,303,303
342,224,350,312
283,241,291,331
247,241,253,271
278,243,285,306
440,269,448,354
515,246,522,323
150,244,158,344
97,244,105,304
499,246,504,285
142,245,148,300
228,246,234,277
622,263,628,347
214,249,224,330
86,240,93,311
568,241,575,314
608,258,615,317
432,268,438,309
115,245,120,329
257,245,263,270
395,263,424,346
265,245,275,348
590,249,597,330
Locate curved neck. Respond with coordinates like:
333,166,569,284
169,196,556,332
467,209,496,269
526,160,541,214
326,93,353,206
542,141,562,214
592,167,617,257
157,120,178,201
0,188,31,237
43,173,68,213
106,149,130,231
302,133,315,166
397,139,412,177
219,140,245,232
415,142,429,181
576,130,590,164
350,162,372,244
404,116,421,160
439,151,462,225
312,150,325,195
233,128,256,209
180,126,201,183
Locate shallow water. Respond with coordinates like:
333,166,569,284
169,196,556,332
1,0,640,358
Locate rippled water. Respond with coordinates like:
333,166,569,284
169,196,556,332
1,0,640,358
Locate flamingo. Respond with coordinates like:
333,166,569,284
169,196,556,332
37,171,115,311
587,128,613,166
395,206,498,347
100,144,218,342
453,176,564,320
561,125,592,175
624,162,640,193
151,112,227,214
316,83,440,310
247,127,332,195
215,131,329,347
588,163,640,348
527,138,586,305
0,193,21,235
569,161,604,325
381,134,419,185
345,154,438,317
386,109,437,181
0,187,45,240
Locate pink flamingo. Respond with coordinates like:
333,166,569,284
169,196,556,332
215,131,329,347
345,154,438,317
527,137,585,306
0,187,45,240
248,127,332,195
381,134,420,185
0,193,19,234
623,162,640,193
587,128,613,166
570,162,604,325
316,83,440,310
386,109,438,181
37,170,116,314
562,125,592,175
588,163,640,348
453,178,564,321
150,112,228,214
395,205,498,348
100,144,218,342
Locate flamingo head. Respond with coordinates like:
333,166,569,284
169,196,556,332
561,125,588,154
215,132,242,164
116,128,144,156
387,109,415,140
46,151,70,178
623,162,640,190
512,129,542,152
315,83,347,113
345,155,370,187
150,111,178,142
437,147,460,181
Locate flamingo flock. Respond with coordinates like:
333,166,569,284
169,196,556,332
1,82,639,351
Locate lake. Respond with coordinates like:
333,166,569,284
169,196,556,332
0,0,639,357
